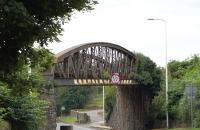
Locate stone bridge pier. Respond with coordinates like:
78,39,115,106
108,86,145,130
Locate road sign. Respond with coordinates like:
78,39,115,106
185,85,197,99
111,73,120,84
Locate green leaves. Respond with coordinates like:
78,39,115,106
0,48,54,129
59,86,92,112
152,55,200,127
0,0,97,72
134,53,162,94
0,76,47,130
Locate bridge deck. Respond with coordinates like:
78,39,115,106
53,79,136,86
43,73,136,86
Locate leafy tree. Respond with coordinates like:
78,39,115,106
56,86,92,113
0,0,97,72
134,53,162,95
152,55,200,128
0,48,54,130
133,53,162,128
0,82,47,130
1,0,97,129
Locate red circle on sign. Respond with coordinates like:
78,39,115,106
111,73,120,84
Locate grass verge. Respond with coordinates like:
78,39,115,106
57,116,77,124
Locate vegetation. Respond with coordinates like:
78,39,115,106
0,0,97,72
104,53,162,123
134,53,162,95
1,0,97,129
84,88,103,109
55,87,102,115
0,49,53,130
152,55,200,128
105,86,116,121
57,116,77,124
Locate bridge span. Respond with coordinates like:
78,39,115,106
43,42,146,130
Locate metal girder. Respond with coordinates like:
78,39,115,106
53,42,136,80
54,79,137,86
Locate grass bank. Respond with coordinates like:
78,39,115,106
57,116,77,124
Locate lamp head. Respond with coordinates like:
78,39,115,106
147,18,155,20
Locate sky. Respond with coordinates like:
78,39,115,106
48,0,200,67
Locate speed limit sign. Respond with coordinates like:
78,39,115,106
111,73,120,84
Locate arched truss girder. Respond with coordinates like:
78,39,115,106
53,42,136,80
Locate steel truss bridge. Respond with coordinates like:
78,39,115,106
42,42,147,130
43,42,137,86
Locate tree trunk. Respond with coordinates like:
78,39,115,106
108,85,145,130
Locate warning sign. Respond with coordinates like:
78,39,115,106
111,73,120,84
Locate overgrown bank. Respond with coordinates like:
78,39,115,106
152,55,200,128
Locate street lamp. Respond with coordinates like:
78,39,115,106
147,18,169,128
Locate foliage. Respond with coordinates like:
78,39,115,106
134,53,162,95
30,48,54,71
152,55,200,128
84,88,103,109
133,53,162,128
168,55,200,79
1,0,97,129
56,86,93,114
55,86,103,116
0,48,53,96
57,116,77,124
105,86,116,121
0,82,47,130
104,53,162,123
102,70,111,79
0,0,97,72
152,88,166,120
0,48,54,130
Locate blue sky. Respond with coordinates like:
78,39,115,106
48,0,200,67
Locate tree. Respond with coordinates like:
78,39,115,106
152,55,200,128
134,53,162,95
0,0,97,72
56,86,92,114
0,48,55,130
1,1,98,129
0,82,47,130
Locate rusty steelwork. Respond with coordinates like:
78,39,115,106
54,42,136,79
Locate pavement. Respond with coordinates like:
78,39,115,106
83,109,103,123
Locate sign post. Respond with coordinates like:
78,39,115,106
61,106,65,117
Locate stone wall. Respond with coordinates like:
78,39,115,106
70,110,90,124
108,86,146,130
40,88,57,130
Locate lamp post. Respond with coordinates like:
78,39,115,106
147,18,169,128
103,85,105,123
